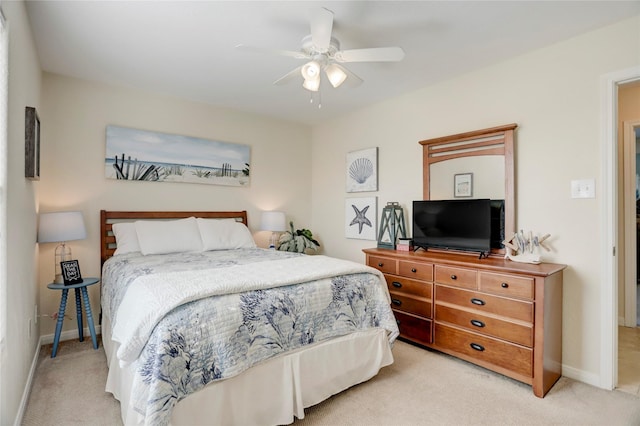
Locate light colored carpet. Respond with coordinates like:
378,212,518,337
22,337,640,425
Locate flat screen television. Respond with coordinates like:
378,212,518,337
413,199,492,255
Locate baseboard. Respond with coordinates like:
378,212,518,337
561,362,602,389
13,336,43,426
40,324,102,345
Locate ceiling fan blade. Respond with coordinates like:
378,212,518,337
337,64,363,88
235,44,308,60
273,66,302,86
335,47,405,63
310,7,333,52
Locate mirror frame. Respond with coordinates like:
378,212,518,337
419,123,517,256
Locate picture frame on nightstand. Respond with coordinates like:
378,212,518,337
60,260,83,285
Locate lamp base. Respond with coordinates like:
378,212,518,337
269,232,279,249
54,243,72,283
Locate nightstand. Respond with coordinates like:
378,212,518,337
47,277,99,357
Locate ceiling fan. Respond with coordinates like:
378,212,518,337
236,7,405,94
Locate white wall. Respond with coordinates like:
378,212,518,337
311,15,640,383
37,74,312,338
1,1,41,423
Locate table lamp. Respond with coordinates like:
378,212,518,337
260,211,286,249
38,211,87,283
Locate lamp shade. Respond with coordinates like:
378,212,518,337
260,211,286,232
301,60,320,80
325,64,347,88
37,211,87,243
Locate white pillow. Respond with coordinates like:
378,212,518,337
197,218,256,251
112,222,141,255
135,217,203,255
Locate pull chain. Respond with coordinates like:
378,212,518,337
309,91,322,109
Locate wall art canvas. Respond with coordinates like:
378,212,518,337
105,125,250,186
346,147,378,192
25,106,40,180
345,196,377,240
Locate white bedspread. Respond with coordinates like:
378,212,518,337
111,255,386,365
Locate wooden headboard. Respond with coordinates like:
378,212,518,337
100,210,249,265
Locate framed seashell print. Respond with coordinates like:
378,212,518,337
346,147,378,192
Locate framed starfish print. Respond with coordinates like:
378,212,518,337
345,196,377,240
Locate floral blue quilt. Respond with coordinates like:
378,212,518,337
102,248,398,425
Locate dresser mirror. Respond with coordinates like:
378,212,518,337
419,123,517,256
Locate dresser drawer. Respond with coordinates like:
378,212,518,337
479,272,534,300
435,323,532,377
435,304,533,347
368,255,397,275
435,265,477,290
389,292,432,318
385,275,432,299
394,310,433,345
398,260,433,281
436,285,533,323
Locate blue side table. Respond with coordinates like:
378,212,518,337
47,278,100,358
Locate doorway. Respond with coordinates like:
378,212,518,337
618,111,640,395
601,66,640,393
622,117,640,329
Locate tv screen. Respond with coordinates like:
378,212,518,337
413,199,492,254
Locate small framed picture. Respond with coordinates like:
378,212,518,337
454,173,473,198
60,260,83,285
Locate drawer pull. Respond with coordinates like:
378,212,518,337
470,319,485,328
450,274,457,280
378,263,384,267
470,343,485,352
392,281,403,288
501,282,509,288
411,268,417,273
470,298,486,306
391,298,402,306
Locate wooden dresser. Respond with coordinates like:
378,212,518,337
363,247,565,397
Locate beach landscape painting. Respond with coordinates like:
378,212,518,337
105,126,250,186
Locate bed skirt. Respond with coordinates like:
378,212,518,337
103,317,394,425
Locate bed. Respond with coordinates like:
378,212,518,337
99,210,399,426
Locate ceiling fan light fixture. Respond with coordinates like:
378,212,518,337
325,64,347,88
301,60,321,81
302,76,320,92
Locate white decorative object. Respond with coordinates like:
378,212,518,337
505,253,542,264
503,231,552,264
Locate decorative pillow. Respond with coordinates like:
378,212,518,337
197,218,256,251
112,222,141,255
135,217,203,255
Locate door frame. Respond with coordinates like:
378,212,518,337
623,120,640,327
601,66,640,390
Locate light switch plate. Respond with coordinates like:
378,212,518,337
571,179,596,199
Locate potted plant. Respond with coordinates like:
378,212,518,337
277,221,320,253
